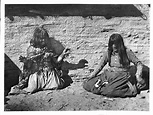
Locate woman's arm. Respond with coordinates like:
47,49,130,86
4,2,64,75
127,49,143,77
56,48,70,63
89,51,108,78
127,49,144,88
135,62,143,80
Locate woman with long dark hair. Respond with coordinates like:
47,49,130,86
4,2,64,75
83,33,146,97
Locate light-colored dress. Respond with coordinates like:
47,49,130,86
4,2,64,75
23,45,64,93
8,45,65,95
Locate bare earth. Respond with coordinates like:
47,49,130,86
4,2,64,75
4,76,149,111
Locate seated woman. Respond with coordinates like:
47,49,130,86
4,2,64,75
9,26,70,94
83,33,146,98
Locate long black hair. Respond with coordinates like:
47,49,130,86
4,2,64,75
108,33,129,66
30,25,49,48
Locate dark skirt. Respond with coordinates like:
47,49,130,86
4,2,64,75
83,68,138,97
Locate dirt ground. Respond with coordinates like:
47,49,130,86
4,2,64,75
4,4,150,111
4,81,149,111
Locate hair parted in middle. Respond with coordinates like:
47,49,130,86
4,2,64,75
108,33,130,66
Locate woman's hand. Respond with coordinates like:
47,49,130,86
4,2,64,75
56,48,70,63
35,48,44,54
44,52,50,58
136,76,146,90
19,55,27,63
62,48,70,57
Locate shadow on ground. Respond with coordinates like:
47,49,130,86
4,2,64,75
4,54,21,96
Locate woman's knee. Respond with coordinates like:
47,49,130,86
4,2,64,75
83,80,90,91
24,74,38,93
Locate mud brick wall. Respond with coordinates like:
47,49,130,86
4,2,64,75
5,5,150,82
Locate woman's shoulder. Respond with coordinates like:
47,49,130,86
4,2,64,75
126,47,133,53
102,49,109,58
126,47,137,59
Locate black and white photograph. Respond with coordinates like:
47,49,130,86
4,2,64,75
1,0,151,113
